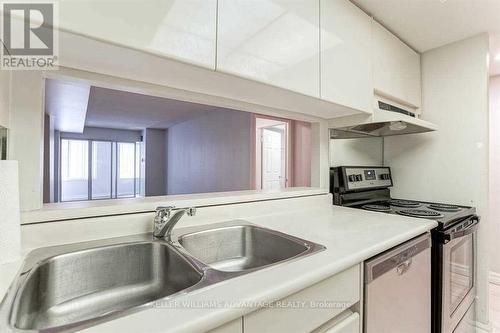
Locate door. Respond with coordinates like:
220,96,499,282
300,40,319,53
372,20,421,108
58,0,217,69
440,217,478,333
91,141,112,200
116,142,137,198
59,139,141,202
217,0,320,97
261,126,285,190
320,0,372,113
322,312,359,333
365,234,431,333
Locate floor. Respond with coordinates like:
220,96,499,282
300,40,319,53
490,283,500,332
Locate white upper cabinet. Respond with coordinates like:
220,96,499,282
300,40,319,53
320,0,373,113
58,0,217,69
217,0,320,98
372,21,421,108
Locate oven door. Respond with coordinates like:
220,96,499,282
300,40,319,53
439,216,478,333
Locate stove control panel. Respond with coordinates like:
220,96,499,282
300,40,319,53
343,167,392,191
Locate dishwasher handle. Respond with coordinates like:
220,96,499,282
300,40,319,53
365,233,430,283
396,258,412,275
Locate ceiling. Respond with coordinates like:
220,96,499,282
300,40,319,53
45,79,90,133
351,0,500,75
85,87,218,130
45,79,220,133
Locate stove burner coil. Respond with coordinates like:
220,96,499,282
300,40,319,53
388,199,421,208
427,204,461,212
362,204,392,212
396,209,444,219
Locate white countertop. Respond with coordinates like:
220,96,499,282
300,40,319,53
0,205,437,333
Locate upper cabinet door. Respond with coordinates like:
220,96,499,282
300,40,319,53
217,0,320,98
320,0,373,113
58,0,217,69
372,21,421,108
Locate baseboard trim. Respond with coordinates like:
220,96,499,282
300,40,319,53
490,271,500,285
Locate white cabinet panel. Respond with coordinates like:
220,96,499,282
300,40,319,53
323,312,360,333
207,318,243,333
244,265,360,333
320,0,372,113
58,0,217,69
217,0,320,97
372,21,421,108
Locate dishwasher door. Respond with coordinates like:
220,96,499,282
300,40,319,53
364,233,431,333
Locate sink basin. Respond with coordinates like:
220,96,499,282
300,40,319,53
178,224,314,272
11,242,203,331
1,222,324,332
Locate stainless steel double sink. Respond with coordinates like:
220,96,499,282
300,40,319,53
0,220,325,332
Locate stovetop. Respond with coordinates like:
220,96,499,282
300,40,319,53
331,166,477,230
354,198,476,229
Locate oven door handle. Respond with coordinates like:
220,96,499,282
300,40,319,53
440,217,479,244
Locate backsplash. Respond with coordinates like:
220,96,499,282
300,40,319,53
329,137,384,167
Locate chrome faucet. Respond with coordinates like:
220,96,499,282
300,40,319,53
153,206,196,241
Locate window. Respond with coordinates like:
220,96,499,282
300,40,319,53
91,141,112,200
117,142,136,198
118,143,135,179
59,139,140,202
61,140,88,181
60,139,89,201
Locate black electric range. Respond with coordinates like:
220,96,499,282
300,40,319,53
330,166,476,229
330,166,479,333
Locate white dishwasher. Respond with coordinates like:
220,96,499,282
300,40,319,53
364,233,431,333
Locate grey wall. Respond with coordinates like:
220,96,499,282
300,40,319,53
144,128,166,196
43,114,57,203
166,109,252,195
43,113,51,203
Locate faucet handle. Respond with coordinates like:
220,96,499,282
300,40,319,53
186,207,196,216
155,206,175,218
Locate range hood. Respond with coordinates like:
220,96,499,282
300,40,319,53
329,97,438,139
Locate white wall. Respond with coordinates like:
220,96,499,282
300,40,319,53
0,70,11,129
166,109,252,195
330,138,384,167
490,75,500,275
384,34,490,325
8,71,44,211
